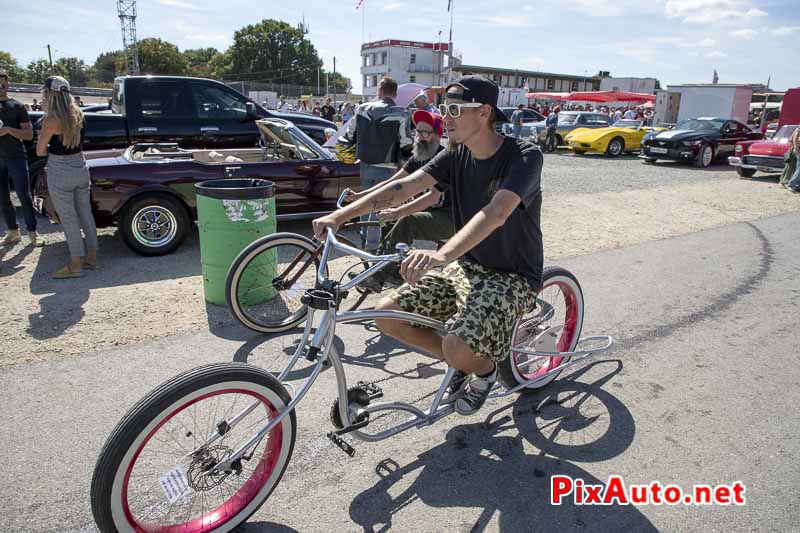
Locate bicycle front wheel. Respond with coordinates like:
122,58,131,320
91,363,296,533
226,233,323,333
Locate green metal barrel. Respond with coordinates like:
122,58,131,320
195,179,277,306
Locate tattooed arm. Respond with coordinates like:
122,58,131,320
312,169,436,239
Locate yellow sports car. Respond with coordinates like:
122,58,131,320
564,120,665,157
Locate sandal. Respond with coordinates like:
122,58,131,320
53,266,84,279
82,261,99,270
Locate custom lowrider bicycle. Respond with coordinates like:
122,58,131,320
90,212,613,532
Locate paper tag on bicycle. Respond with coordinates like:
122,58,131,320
159,465,193,504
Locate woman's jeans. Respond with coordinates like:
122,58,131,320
46,153,98,257
359,163,396,250
0,157,37,232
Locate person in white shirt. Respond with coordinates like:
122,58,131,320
623,107,636,120
277,96,289,112
613,108,623,122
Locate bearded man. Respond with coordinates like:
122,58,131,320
344,109,453,290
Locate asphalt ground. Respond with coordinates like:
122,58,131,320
1,211,798,532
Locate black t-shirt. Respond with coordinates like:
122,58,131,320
402,145,450,209
422,137,544,289
321,105,336,121
0,98,30,159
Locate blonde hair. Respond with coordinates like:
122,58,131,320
42,88,84,150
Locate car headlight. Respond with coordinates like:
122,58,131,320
735,144,743,153
681,140,701,147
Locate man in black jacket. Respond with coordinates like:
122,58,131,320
343,77,412,250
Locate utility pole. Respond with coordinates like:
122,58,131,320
437,30,442,87
317,64,320,96
46,44,53,69
333,56,337,107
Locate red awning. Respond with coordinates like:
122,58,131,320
564,91,656,103
526,92,570,100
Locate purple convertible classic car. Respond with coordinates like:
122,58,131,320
34,119,361,255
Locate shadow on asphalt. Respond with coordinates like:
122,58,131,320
238,522,301,533
348,360,648,532
0,241,33,278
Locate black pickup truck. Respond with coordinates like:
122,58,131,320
30,76,336,150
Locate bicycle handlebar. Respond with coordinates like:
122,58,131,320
336,189,351,209
317,227,407,290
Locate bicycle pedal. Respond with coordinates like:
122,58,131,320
357,381,383,400
327,432,356,457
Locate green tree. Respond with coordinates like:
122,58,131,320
55,57,90,86
26,59,57,84
183,47,220,78
0,51,27,82
323,70,352,93
92,50,125,83
136,38,189,75
222,19,323,85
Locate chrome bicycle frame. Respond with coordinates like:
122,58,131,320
211,227,613,470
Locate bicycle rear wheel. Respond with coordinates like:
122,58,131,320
498,266,584,390
91,363,296,533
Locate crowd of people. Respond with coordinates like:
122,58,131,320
528,101,655,124
268,95,361,123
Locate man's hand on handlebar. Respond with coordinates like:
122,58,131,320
400,249,447,287
312,215,341,241
378,207,403,222
342,188,364,204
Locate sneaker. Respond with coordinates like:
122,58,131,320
1,229,21,246
442,369,468,404
28,232,45,248
455,365,497,415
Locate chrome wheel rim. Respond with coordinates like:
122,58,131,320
702,146,713,166
610,140,622,155
131,206,178,248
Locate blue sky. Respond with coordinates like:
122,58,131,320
6,0,800,91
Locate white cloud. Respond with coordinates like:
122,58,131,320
676,38,715,48
382,2,405,11
688,51,700,57
732,28,758,39
664,0,767,24
706,50,727,58
523,5,533,11
771,26,800,36
157,0,206,10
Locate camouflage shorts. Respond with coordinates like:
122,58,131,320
389,261,538,362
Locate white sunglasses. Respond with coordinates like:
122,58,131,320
439,102,483,118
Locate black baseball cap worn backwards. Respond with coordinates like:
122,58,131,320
445,75,508,122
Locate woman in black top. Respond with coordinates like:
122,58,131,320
36,76,98,278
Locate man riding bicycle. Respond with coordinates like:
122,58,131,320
313,75,543,415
